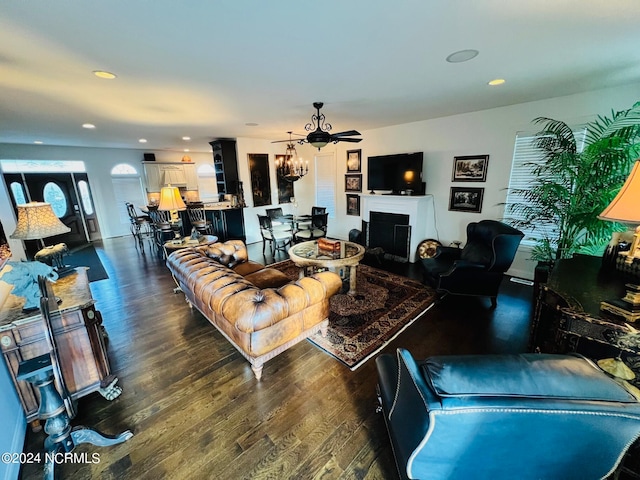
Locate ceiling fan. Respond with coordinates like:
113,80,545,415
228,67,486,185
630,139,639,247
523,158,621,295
272,102,362,150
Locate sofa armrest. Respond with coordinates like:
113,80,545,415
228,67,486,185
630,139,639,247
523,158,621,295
196,239,249,268
221,271,342,333
377,348,435,479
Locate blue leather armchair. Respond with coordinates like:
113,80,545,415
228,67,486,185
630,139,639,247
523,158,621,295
376,348,640,480
420,220,523,307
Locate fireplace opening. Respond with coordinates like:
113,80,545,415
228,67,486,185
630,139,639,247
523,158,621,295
362,211,411,262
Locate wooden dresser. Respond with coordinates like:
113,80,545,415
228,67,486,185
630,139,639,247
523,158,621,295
0,267,111,422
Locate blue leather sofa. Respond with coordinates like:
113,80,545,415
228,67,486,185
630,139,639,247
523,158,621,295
376,349,640,480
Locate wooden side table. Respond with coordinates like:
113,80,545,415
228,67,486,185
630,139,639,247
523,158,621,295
0,267,116,426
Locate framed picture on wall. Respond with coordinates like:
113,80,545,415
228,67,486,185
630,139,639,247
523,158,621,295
247,153,272,207
346,194,360,216
347,149,361,172
449,187,484,213
452,154,489,182
275,154,295,204
345,174,362,192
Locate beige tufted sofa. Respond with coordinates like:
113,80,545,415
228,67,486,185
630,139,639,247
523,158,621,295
166,240,342,379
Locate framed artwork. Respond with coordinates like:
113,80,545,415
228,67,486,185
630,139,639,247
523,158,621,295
347,149,361,172
275,154,295,204
345,174,362,192
452,154,489,182
449,187,484,213
346,194,360,216
247,153,272,207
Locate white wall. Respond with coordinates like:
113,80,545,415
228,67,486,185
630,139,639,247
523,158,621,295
0,345,24,480
2,81,639,276
326,82,640,279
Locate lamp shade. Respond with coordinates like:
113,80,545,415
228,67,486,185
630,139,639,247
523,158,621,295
10,202,70,240
403,170,416,183
598,159,640,223
158,186,186,211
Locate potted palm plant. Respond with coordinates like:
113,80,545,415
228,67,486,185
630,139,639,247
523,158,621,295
505,101,640,264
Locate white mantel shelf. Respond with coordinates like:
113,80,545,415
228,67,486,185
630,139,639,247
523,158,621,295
361,194,435,263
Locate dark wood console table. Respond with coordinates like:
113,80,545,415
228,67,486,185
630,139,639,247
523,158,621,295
530,254,638,362
0,267,115,424
532,254,640,479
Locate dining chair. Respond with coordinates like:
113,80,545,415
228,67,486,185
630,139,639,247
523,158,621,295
294,213,328,242
265,207,293,232
258,214,293,253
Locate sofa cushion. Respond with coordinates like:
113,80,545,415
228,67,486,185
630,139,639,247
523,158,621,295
233,260,265,277
423,353,637,402
198,239,247,268
244,268,291,289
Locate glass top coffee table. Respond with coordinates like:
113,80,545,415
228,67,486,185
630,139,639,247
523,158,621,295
288,240,365,295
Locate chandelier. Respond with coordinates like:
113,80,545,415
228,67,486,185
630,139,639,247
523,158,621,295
276,132,309,182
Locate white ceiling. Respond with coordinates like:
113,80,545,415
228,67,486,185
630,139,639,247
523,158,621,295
1,0,640,153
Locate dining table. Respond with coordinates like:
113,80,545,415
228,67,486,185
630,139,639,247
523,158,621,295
273,214,313,232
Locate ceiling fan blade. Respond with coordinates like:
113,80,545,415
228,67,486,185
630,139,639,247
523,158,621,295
271,139,293,143
334,137,362,143
331,130,361,137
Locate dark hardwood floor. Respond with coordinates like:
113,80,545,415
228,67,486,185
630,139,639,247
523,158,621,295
20,236,533,480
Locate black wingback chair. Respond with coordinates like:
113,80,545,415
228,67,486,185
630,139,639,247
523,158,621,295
420,220,524,307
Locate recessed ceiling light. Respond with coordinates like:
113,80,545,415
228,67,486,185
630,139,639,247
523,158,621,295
446,49,479,63
182,136,191,141
34,140,43,144
183,149,190,152
93,70,117,79
82,123,96,129
139,138,147,143
488,78,506,86
245,122,259,127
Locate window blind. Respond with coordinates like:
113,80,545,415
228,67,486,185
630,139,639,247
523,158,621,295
504,128,586,245
315,152,336,219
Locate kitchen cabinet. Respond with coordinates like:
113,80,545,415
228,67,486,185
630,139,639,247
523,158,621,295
209,140,238,195
143,162,198,192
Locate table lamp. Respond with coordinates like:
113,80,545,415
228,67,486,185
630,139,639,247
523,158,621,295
403,170,416,195
10,202,72,274
598,158,640,351
598,159,640,264
158,186,186,242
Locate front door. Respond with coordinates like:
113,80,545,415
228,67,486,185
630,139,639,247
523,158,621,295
4,173,99,257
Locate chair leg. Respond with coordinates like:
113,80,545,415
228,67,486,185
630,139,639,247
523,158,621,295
490,296,497,309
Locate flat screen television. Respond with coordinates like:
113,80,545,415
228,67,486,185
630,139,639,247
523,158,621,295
367,152,424,194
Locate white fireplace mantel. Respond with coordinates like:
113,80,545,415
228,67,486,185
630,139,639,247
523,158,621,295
361,193,435,262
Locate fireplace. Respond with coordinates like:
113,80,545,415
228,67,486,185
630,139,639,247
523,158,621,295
361,194,435,262
363,212,411,262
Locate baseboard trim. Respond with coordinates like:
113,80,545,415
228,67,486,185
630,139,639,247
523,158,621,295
0,417,25,480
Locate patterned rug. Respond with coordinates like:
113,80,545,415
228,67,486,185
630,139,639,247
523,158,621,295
270,260,437,370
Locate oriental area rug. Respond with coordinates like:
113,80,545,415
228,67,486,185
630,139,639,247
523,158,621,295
271,260,437,370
